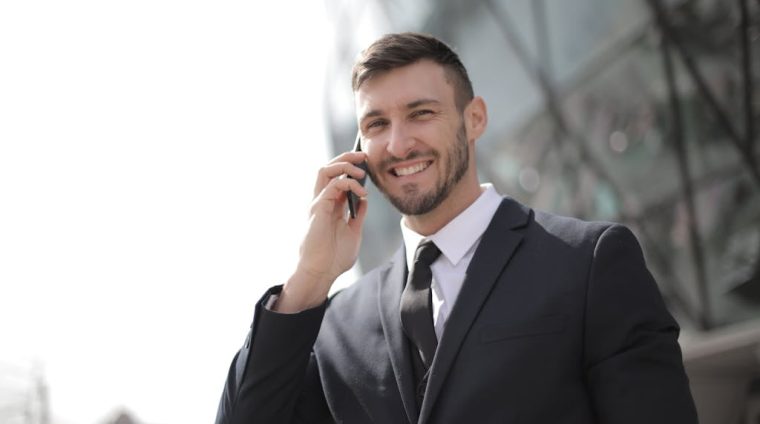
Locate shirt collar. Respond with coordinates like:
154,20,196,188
401,184,503,269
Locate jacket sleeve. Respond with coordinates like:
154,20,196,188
215,285,333,424
583,225,698,424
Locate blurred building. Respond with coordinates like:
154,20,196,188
0,360,49,424
101,409,140,424
323,0,760,422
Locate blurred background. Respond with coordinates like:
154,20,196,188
1,0,759,423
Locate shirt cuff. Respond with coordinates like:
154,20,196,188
264,293,279,310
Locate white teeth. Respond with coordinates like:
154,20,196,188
394,162,430,176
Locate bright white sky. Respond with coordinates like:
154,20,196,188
0,2,355,423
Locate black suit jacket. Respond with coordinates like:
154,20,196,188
216,198,698,424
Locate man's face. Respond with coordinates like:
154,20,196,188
354,60,472,216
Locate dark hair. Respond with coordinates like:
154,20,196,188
351,32,474,111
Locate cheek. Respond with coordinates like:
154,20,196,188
363,145,384,179
363,140,385,164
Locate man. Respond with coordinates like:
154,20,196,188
216,33,697,424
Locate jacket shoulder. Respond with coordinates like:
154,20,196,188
529,206,616,248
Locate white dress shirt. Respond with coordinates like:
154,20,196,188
401,184,502,340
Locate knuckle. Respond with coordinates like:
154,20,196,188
328,177,346,191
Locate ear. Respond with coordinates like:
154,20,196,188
464,96,488,143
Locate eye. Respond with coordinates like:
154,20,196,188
366,119,388,131
410,109,434,119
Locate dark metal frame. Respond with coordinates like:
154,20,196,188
646,0,760,186
660,33,712,330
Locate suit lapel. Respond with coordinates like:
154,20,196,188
378,246,418,424
419,198,531,423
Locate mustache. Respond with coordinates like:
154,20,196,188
378,149,440,169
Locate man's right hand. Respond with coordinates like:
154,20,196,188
274,151,369,313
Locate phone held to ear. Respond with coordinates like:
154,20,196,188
348,131,368,219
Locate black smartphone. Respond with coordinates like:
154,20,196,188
348,131,368,219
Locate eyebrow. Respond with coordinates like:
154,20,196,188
359,98,441,124
406,98,440,109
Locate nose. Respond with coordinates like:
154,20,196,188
386,123,414,159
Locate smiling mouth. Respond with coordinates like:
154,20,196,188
391,161,432,177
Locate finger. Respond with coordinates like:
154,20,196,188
312,178,368,216
313,162,368,197
326,151,367,166
317,162,366,191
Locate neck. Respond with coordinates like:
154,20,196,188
403,174,483,236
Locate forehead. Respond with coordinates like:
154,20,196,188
354,60,456,115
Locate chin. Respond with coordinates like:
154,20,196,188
386,185,443,216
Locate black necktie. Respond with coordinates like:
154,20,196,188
400,239,441,371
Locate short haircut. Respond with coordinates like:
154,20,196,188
351,32,474,111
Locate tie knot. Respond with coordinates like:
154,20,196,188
414,239,441,266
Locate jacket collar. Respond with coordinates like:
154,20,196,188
377,245,418,423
